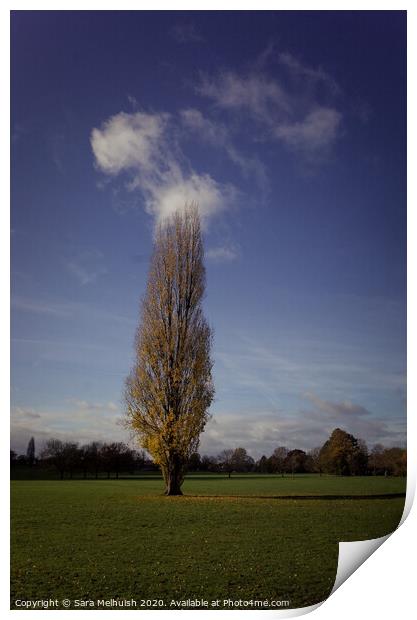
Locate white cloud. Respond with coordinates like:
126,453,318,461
91,111,168,175
147,172,228,226
91,110,233,226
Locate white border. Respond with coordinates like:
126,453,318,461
3,3,415,619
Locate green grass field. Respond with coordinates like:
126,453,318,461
11,475,406,610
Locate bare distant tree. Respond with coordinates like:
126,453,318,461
369,443,385,475
81,441,103,479
201,454,219,472
218,449,234,478
308,447,322,475
230,447,254,472
41,439,64,478
100,442,133,479
272,446,288,476
26,437,35,466
125,205,214,495
218,447,254,477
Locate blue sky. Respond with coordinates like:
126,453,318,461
11,11,406,458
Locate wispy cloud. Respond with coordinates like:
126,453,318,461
68,399,119,412
198,71,291,120
12,406,41,420
217,320,406,400
274,108,341,152
303,393,371,418
180,108,268,191
66,249,107,285
278,51,341,95
180,108,229,146
127,93,138,109
11,295,135,326
48,132,66,172
171,22,204,44
12,122,28,145
206,243,239,262
12,337,110,352
11,297,72,318
197,51,343,156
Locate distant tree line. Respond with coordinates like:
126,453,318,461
184,428,406,477
10,428,406,479
10,437,156,480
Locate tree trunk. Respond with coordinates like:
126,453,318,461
164,456,184,496
165,475,183,496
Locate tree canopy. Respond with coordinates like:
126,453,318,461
318,428,368,476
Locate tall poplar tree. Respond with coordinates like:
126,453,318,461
125,205,214,495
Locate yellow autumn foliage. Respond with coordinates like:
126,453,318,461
124,205,214,494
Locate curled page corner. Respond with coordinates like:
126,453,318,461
331,485,412,597
330,534,390,595
276,534,392,618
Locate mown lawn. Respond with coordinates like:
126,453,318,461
11,476,406,610
182,473,406,496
